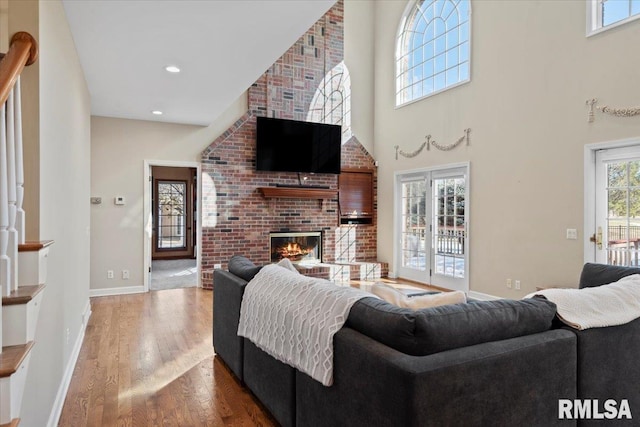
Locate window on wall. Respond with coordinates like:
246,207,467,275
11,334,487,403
396,0,471,106
307,61,352,143
588,0,640,35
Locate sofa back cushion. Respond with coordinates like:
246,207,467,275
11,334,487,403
346,297,557,356
579,262,640,289
228,255,262,282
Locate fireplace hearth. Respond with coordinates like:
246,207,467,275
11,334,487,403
270,232,322,264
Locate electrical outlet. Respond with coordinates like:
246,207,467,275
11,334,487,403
515,280,521,290
506,278,512,289
107,270,114,279
122,270,130,279
214,263,222,270
566,228,578,240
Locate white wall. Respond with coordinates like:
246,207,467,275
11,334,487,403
16,1,92,426
366,0,640,297
90,94,246,291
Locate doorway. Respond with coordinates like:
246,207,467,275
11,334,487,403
144,162,201,292
394,164,469,292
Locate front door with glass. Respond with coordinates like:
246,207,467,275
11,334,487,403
152,166,196,259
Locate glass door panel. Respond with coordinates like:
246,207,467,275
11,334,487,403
398,177,429,282
157,181,187,250
432,173,467,291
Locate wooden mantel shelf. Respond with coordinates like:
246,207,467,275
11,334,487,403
258,187,338,200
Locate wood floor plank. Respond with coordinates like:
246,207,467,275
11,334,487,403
58,287,277,426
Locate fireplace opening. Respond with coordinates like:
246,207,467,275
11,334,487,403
270,232,322,264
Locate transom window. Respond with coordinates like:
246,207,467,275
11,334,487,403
588,0,640,35
395,0,470,106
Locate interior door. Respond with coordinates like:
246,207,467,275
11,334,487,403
152,166,196,259
594,146,640,266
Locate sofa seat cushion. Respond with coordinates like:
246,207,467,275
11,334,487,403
346,297,557,356
228,255,262,282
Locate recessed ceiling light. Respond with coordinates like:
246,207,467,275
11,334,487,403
151,110,163,115
165,65,180,73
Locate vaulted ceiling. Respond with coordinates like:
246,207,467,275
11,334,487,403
62,0,336,126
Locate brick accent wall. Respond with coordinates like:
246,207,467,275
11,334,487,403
200,1,377,288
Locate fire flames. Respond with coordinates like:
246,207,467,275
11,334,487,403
276,242,314,261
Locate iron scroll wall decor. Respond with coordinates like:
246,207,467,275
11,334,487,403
395,128,471,160
586,98,640,123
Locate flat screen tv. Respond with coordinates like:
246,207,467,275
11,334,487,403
256,117,341,174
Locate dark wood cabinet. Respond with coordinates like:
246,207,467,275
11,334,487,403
339,169,373,225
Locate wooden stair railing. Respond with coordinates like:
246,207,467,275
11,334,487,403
0,31,39,427
0,32,37,107
0,32,37,298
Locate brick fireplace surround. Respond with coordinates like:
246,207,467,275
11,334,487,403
200,1,381,288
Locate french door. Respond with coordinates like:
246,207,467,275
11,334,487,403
594,146,640,266
395,166,469,291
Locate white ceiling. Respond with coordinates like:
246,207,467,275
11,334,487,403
62,0,336,126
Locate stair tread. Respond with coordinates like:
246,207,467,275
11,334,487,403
17,240,54,252
0,342,34,378
2,284,45,306
0,418,20,427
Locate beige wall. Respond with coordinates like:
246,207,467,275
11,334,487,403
344,0,375,154
368,0,640,297
15,1,92,426
0,0,8,51
90,94,246,291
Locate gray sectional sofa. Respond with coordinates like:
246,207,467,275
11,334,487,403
213,258,639,426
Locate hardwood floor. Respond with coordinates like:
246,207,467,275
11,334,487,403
58,288,277,427
59,278,438,426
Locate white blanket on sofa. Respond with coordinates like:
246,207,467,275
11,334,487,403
525,274,640,330
237,264,371,386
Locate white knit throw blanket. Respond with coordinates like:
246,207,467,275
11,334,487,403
525,274,640,330
237,264,371,386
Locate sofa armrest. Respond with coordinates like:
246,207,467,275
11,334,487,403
296,328,577,427
213,269,248,381
566,317,640,421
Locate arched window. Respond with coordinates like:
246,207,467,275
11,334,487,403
396,0,471,106
307,61,352,143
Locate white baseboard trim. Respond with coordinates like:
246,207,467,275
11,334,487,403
89,285,145,297
468,290,501,301
46,300,92,427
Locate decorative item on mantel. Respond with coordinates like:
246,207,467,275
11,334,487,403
395,128,471,160
586,98,640,123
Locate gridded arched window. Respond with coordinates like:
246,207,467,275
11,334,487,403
396,0,471,106
307,61,352,143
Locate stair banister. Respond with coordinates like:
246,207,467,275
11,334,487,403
14,77,24,245
0,32,37,107
7,89,18,292
0,103,9,296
